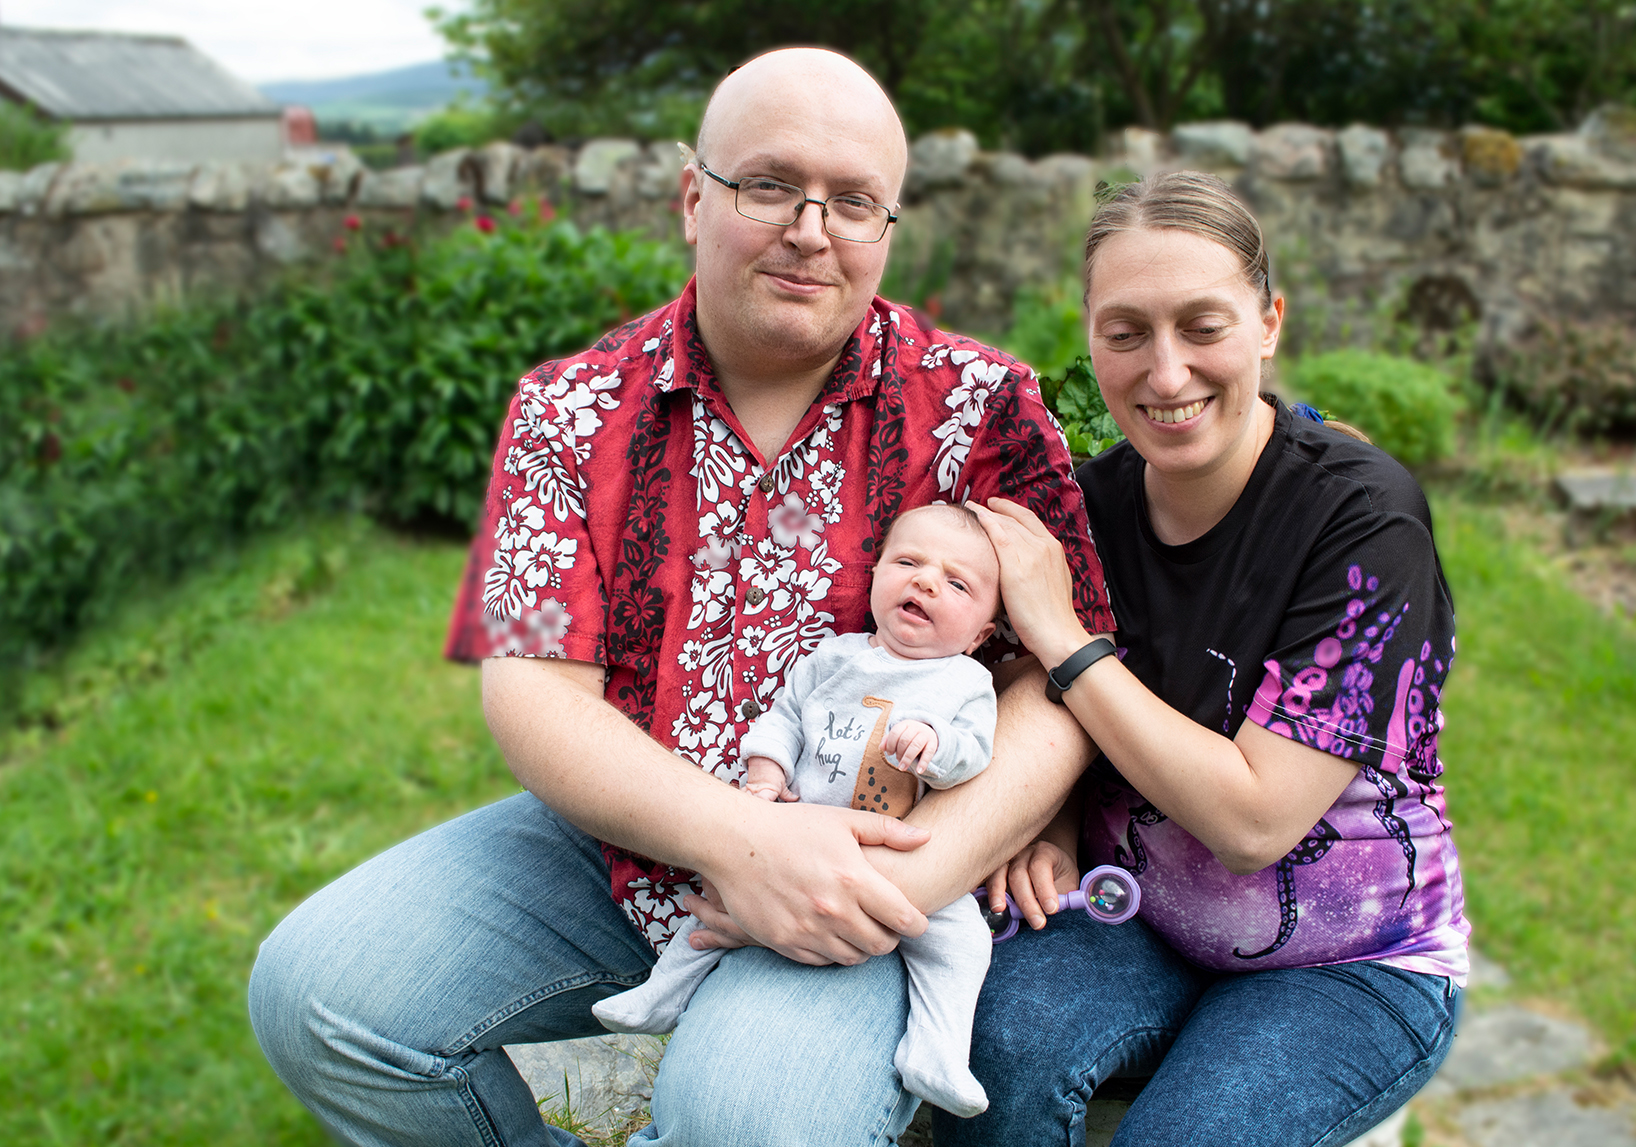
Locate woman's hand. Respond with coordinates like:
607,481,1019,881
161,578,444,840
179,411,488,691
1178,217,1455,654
966,498,1100,668
984,839,1080,931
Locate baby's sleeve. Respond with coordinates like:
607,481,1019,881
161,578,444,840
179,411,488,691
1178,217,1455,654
888,660,997,789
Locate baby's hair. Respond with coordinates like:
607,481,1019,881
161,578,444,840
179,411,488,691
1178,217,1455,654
876,502,1005,622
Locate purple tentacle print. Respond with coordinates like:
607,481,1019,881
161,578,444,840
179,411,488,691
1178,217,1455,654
1233,817,1342,960
1363,762,1419,906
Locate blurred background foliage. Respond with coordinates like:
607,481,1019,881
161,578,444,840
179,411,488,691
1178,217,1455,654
427,0,1636,154
0,100,70,172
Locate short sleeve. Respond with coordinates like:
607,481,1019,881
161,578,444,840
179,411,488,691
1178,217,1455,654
443,366,613,664
960,366,1117,661
1245,511,1455,780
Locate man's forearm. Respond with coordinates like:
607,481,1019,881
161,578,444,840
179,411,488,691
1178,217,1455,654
867,662,1096,913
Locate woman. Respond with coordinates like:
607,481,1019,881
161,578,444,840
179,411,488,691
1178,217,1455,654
952,171,1468,1146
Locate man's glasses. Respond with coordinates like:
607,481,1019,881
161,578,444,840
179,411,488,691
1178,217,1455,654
697,161,898,244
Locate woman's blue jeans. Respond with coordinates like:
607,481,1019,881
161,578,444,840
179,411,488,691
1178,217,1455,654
250,792,1455,1146
933,908,1461,1147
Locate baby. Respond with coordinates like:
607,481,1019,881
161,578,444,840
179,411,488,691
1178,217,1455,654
594,502,1001,1117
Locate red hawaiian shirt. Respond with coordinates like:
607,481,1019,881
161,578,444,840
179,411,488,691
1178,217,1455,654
445,279,1115,950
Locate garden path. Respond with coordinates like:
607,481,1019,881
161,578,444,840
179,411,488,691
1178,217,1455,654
508,948,1636,1147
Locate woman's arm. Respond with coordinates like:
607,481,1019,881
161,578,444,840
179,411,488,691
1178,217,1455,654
969,498,1359,875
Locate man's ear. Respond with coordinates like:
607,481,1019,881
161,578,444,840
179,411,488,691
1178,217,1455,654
678,144,703,248
965,620,997,655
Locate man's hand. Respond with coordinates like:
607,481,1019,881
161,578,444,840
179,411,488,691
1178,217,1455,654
687,801,931,966
882,720,938,775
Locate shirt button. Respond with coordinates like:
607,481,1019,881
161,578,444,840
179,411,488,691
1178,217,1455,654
758,473,775,493
741,700,762,720
745,587,766,606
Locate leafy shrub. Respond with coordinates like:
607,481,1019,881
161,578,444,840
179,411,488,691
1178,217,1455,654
0,209,688,671
1285,349,1459,466
1488,318,1636,439
0,101,69,171
1039,355,1125,458
998,279,1085,383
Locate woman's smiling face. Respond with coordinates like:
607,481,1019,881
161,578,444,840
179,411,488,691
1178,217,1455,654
1087,227,1283,482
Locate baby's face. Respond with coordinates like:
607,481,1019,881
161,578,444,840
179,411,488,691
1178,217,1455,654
869,507,1000,660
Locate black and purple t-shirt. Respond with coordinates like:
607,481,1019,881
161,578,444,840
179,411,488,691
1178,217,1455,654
1077,397,1469,983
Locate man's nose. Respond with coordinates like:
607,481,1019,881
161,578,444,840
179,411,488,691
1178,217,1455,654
783,198,831,254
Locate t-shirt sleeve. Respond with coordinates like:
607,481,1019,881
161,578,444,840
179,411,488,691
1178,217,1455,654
959,364,1117,660
1244,510,1455,780
443,364,611,664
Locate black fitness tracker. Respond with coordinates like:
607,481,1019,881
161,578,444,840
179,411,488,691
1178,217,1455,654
1045,638,1117,703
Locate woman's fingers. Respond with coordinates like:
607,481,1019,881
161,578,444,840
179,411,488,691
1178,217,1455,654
984,864,1008,914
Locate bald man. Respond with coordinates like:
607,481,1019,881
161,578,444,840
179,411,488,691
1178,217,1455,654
250,48,1113,1146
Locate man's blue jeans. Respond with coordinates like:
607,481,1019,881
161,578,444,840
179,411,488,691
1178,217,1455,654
249,793,916,1146
933,908,1461,1147
250,792,1455,1146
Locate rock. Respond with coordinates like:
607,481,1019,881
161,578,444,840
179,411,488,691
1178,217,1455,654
1427,1005,1595,1094
1122,126,1164,172
508,1034,663,1138
1467,946,1513,990
190,161,252,211
422,148,475,209
1532,134,1636,189
317,150,365,205
987,152,1039,187
1254,124,1330,180
1461,126,1522,186
1338,125,1392,187
262,162,321,209
1174,121,1253,168
909,129,980,191
356,166,424,209
636,141,683,200
16,161,63,216
574,139,641,195
42,160,195,215
0,169,21,213
473,141,525,204
1555,469,1636,514
1579,103,1636,162
1458,1090,1636,1147
517,145,571,195
255,213,308,263
1033,154,1098,188
1399,129,1459,189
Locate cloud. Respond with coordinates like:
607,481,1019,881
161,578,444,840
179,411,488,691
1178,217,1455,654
4,0,454,82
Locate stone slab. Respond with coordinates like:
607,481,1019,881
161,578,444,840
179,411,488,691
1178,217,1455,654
1458,1090,1636,1147
1556,469,1636,513
509,1034,663,1137
1425,1005,1595,1095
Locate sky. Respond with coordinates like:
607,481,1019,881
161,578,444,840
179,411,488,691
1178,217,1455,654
1,0,457,82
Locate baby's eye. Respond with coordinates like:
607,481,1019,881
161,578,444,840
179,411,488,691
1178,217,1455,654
950,580,969,593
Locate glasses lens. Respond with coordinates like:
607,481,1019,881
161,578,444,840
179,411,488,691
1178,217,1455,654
735,178,805,226
824,195,890,242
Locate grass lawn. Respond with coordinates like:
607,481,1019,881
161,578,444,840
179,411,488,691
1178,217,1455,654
0,520,515,1145
0,491,1632,1145
1432,493,1636,1060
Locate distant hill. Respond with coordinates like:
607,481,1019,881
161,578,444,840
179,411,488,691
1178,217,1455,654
259,59,486,134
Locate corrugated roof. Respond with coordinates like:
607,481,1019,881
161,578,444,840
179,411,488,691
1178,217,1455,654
0,27,280,121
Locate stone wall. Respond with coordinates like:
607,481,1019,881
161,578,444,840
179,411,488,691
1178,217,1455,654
4,114,1635,352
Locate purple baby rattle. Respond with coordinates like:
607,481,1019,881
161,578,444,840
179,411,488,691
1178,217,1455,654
974,865,1141,943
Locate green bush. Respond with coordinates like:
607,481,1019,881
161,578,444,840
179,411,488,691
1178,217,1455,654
1286,349,1459,465
1039,355,1125,458
0,102,69,171
0,209,689,673
1488,318,1636,439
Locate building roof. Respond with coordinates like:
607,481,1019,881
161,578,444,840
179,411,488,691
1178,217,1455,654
0,27,280,122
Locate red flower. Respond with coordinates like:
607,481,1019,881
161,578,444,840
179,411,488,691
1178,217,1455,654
343,213,362,231
507,198,523,216
115,377,136,394
332,236,348,253
40,432,61,464
538,200,557,223
474,214,496,234
456,195,474,212
381,229,401,248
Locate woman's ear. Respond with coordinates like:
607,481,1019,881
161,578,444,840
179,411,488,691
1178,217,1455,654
1261,295,1286,360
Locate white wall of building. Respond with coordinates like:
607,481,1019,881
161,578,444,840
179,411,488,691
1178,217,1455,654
67,118,282,163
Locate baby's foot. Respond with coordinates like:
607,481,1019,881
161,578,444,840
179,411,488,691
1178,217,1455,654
894,1036,989,1118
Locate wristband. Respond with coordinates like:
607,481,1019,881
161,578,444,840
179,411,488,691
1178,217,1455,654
1045,638,1117,703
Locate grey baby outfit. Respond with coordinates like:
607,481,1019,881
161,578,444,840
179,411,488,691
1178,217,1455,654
593,632,996,1117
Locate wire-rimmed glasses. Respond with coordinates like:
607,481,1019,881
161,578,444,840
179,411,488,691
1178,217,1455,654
697,161,898,243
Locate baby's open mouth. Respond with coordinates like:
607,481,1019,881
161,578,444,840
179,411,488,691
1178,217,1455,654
901,601,930,621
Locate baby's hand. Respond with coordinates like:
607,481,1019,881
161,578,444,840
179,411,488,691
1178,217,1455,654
742,756,798,802
881,720,938,775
